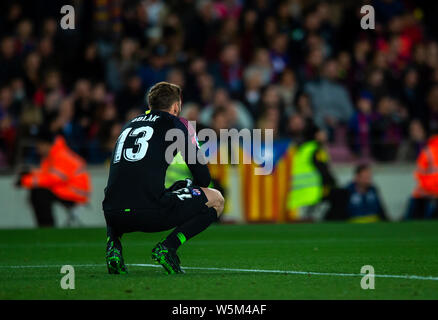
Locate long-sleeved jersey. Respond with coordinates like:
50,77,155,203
102,109,211,212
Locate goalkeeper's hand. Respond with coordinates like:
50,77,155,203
166,178,193,192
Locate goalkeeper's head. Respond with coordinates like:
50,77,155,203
147,82,182,117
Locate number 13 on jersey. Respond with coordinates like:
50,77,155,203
114,126,154,163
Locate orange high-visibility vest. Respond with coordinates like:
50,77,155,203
413,135,438,198
21,136,91,204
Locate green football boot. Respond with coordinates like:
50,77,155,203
106,239,128,275
151,242,184,274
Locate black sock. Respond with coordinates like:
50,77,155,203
163,207,218,250
106,226,122,251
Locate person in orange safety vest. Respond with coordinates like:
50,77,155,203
16,130,91,227
406,134,438,219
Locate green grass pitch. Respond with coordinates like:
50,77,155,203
1,222,437,299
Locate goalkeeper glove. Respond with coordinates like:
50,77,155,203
166,178,193,192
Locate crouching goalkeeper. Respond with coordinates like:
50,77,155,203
102,82,224,275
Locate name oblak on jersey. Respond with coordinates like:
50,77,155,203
132,114,160,123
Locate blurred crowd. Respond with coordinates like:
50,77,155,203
1,0,438,169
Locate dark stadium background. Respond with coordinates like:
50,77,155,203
0,0,437,168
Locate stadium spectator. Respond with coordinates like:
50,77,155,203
211,106,230,136
406,130,438,219
347,95,374,159
217,43,243,94
106,37,140,93
244,48,274,88
370,95,407,162
0,36,21,86
15,129,91,227
277,68,298,112
345,164,388,223
0,85,19,166
180,102,202,125
398,119,427,161
115,73,144,120
74,42,105,84
196,72,216,107
293,91,312,118
400,68,425,121
200,87,253,130
304,59,354,140
257,85,285,127
240,68,263,117
138,44,170,90
269,33,289,76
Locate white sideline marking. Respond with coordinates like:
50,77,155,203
1,263,438,281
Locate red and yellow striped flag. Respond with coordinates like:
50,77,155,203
239,145,297,222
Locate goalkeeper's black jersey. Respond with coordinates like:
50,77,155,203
102,109,211,212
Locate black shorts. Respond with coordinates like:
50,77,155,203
104,186,209,235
